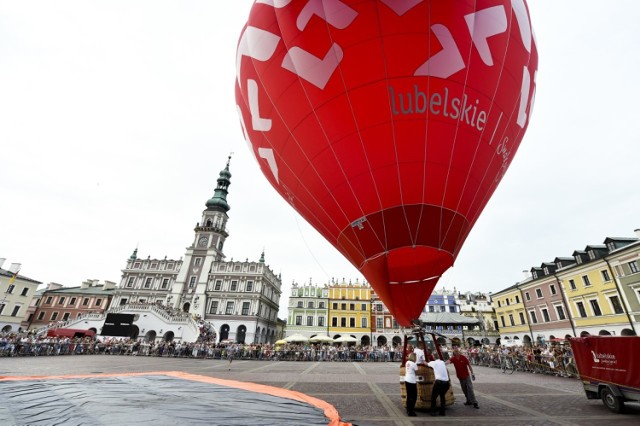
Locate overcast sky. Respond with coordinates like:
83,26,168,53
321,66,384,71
2,1,639,317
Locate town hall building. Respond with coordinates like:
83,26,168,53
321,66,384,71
103,157,283,344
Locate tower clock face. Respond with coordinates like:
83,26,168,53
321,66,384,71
198,236,208,247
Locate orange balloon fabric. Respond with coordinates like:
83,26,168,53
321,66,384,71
236,0,538,326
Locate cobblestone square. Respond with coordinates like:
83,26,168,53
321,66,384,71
1,356,639,425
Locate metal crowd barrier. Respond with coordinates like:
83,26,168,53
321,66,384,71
0,341,403,362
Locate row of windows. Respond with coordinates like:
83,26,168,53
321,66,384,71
293,301,459,314
209,301,248,315
211,280,280,306
568,274,596,290
427,306,456,313
294,289,329,298
208,301,268,317
497,295,520,307
210,279,254,292
566,270,616,290
573,295,624,318
525,284,557,301
289,316,400,330
125,276,277,304
3,284,29,296
294,316,371,328
329,294,370,301
331,302,368,311
376,317,399,329
208,300,277,319
293,301,388,311
132,262,176,271
294,316,326,327
499,261,640,306
500,312,526,328
503,294,626,327
295,301,326,309
215,263,258,273
127,277,171,289
545,252,636,270
529,305,563,324
36,310,82,322
330,317,368,328
0,303,21,317
43,296,103,308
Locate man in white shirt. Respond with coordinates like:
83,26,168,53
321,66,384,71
427,357,450,416
407,343,426,365
414,346,426,365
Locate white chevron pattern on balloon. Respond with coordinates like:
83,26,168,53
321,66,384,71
236,26,281,89
258,147,279,183
297,0,358,31
380,0,422,16
248,79,272,132
281,43,344,89
464,5,507,67
414,24,465,78
235,105,257,162
530,70,537,122
511,0,532,52
255,0,292,7
517,67,534,128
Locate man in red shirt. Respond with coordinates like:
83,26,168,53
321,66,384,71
447,346,479,408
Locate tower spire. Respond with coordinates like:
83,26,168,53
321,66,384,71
205,155,232,213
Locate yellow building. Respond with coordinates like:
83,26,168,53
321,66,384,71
492,283,533,344
0,260,42,333
328,279,372,346
558,246,631,335
490,233,640,343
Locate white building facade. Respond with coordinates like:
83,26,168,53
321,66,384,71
107,157,282,343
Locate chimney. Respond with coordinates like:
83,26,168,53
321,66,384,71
81,280,92,289
103,281,116,290
635,229,640,239
9,263,21,274
522,270,530,279
47,282,64,290
0,258,5,269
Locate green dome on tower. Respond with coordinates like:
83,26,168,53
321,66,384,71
205,156,232,213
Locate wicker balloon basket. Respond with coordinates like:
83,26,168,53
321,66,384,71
400,365,455,410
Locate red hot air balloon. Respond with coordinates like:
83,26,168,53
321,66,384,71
235,0,538,326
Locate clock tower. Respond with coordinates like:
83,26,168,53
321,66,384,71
113,154,282,344
170,156,232,315
195,154,232,259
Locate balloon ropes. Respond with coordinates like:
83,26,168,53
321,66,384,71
235,0,538,326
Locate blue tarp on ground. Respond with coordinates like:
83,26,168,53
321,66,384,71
0,373,336,426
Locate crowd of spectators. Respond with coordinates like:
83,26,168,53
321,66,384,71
0,333,95,356
1,328,576,379
464,342,577,377
0,331,405,361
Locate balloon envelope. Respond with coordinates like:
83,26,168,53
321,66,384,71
236,0,538,326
